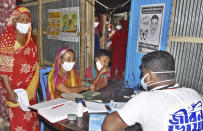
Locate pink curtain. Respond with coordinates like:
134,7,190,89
0,0,16,34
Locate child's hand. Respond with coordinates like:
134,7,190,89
80,85,89,91
99,66,109,74
90,84,95,91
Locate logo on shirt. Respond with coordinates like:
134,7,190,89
168,101,203,131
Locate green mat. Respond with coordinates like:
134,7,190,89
81,90,108,101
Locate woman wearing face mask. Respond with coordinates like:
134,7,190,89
0,6,40,130
85,49,111,91
94,15,101,53
109,21,126,80
46,47,88,100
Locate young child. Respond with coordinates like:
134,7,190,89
85,49,111,91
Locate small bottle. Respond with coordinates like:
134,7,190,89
110,100,114,108
77,100,83,117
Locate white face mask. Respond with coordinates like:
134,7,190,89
61,61,75,72
94,22,99,28
141,71,175,91
108,28,111,32
141,73,150,91
96,60,103,71
116,25,121,30
16,23,31,34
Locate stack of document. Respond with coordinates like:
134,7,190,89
29,98,78,123
85,101,107,113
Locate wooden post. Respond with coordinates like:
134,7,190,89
38,0,44,65
86,0,94,67
80,0,86,79
167,0,176,51
21,0,60,7
100,15,107,49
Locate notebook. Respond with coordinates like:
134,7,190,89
85,101,107,113
29,98,78,123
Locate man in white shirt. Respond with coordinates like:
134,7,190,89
102,51,203,131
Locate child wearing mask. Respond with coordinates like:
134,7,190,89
85,49,111,91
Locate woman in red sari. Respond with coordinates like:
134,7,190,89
0,6,40,131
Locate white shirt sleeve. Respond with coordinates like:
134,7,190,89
117,92,147,126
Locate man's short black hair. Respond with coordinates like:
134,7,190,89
141,50,175,80
95,49,110,59
151,15,159,21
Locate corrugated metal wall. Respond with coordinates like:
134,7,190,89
168,0,203,93
27,0,81,68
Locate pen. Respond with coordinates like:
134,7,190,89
105,105,111,111
87,100,102,104
51,104,64,109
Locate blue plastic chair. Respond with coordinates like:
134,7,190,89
37,67,52,131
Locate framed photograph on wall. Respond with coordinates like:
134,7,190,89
137,4,165,53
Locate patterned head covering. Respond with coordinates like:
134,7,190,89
47,47,81,100
0,0,16,34
7,6,31,26
0,6,32,55
53,46,71,83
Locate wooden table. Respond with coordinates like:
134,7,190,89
43,81,142,131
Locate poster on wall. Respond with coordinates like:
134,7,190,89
137,4,165,53
47,9,61,40
60,7,79,42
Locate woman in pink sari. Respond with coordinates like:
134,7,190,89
0,6,40,131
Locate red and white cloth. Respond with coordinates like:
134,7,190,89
0,0,16,34
0,87,8,118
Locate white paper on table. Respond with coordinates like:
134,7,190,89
29,98,79,123
85,101,107,113
29,98,68,110
38,101,78,123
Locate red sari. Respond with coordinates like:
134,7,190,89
0,7,40,131
110,30,125,80
110,21,129,80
